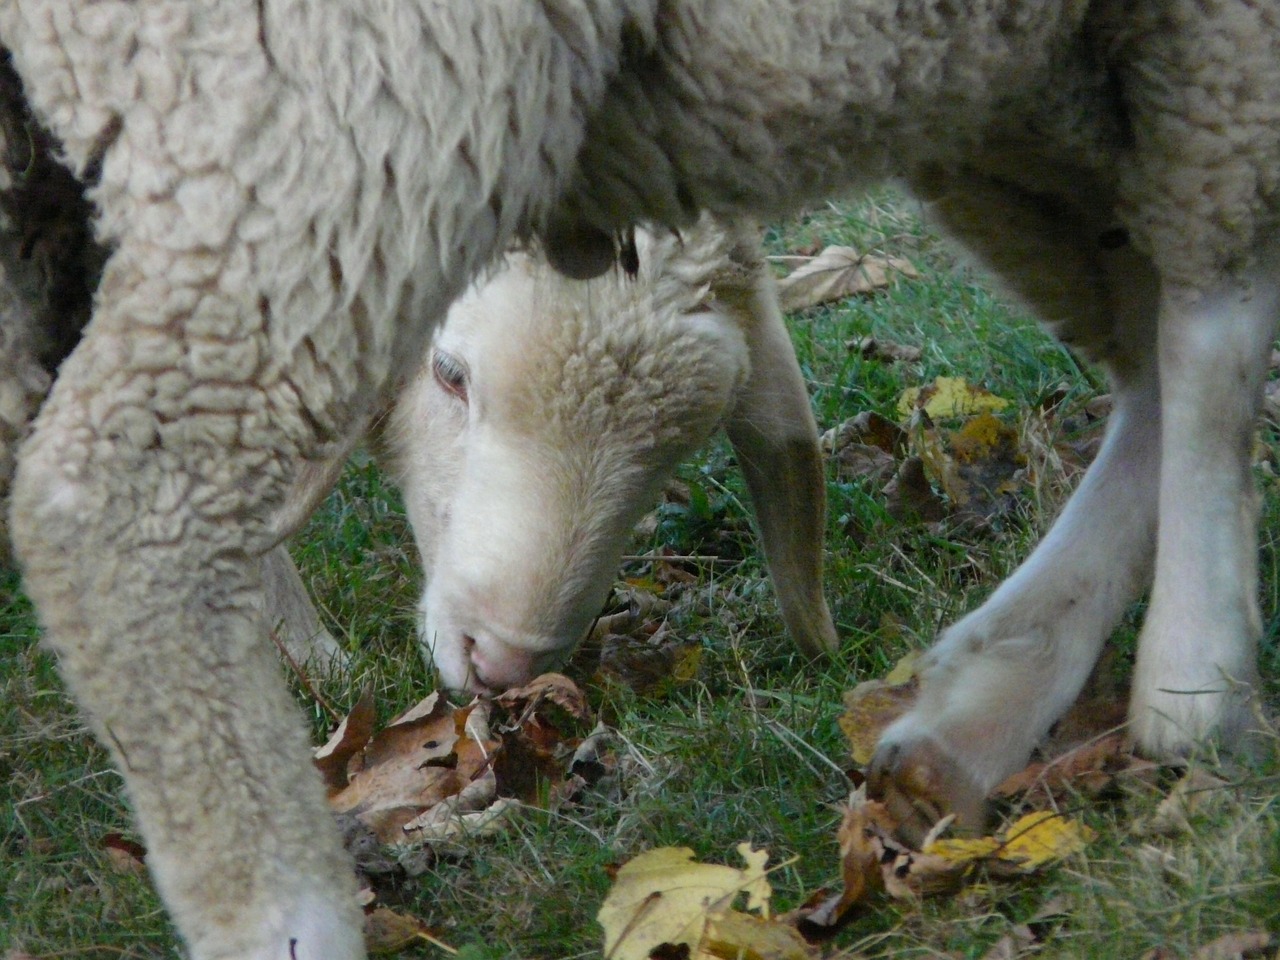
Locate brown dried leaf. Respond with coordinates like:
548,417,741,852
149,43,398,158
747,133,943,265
363,906,450,955
834,443,899,485
848,335,923,363
992,733,1138,807
599,623,702,696
883,456,947,523
329,697,495,844
101,832,147,875
776,246,918,313
914,413,1027,525
821,411,907,457
1189,931,1275,960
314,686,377,793
497,671,591,721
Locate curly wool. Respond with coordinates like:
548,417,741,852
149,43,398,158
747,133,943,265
0,1,1276,958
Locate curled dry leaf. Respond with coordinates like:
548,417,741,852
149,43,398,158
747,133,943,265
991,733,1141,808
101,832,148,875
801,792,1096,935
775,245,918,314
326,694,496,844
496,671,590,722
799,785,966,935
363,906,451,956
882,456,948,524
847,335,923,363
320,676,604,849
821,410,906,458
314,686,377,793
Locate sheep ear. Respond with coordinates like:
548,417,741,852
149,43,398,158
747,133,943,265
723,265,839,658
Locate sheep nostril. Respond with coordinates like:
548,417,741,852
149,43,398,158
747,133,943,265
461,633,476,654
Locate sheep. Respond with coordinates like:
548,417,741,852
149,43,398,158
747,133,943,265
1,0,1277,957
385,216,837,692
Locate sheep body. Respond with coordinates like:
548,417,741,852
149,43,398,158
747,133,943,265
0,0,1275,956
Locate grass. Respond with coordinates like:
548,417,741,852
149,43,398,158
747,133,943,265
3,191,1278,959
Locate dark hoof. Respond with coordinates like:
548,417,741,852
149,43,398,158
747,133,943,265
867,736,989,846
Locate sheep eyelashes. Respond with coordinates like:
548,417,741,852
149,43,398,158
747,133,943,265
384,218,836,693
3,0,1279,957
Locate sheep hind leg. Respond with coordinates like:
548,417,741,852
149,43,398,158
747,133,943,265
10,328,364,959
1129,246,1280,758
868,174,1162,839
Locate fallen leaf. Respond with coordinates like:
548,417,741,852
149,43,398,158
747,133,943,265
315,687,377,793
701,911,815,959
598,844,779,960
328,695,495,844
402,796,518,842
598,622,702,696
882,456,947,524
897,376,1011,421
848,335,923,363
927,811,1095,872
1189,931,1275,960
839,652,922,766
363,906,452,955
776,246,918,313
496,671,590,721
991,733,1139,807
101,832,148,875
821,411,906,457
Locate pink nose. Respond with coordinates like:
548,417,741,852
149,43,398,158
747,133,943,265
466,634,548,690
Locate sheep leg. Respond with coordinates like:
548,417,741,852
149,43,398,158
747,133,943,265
868,173,1163,837
10,303,365,959
1128,251,1280,755
724,258,839,658
257,544,347,673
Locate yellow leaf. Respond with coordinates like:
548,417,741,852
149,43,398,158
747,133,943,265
998,811,1095,868
897,376,1011,420
924,811,1094,871
923,836,1003,864
883,650,922,686
700,912,816,960
598,845,775,960
839,652,921,765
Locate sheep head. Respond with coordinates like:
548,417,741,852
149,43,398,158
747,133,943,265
385,223,753,693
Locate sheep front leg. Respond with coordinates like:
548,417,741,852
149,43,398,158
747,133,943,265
868,362,1161,834
723,261,839,657
10,320,364,959
1129,253,1280,755
867,178,1165,838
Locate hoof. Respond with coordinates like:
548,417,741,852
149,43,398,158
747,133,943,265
866,734,989,846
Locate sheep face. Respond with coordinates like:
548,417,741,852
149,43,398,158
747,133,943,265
387,231,751,692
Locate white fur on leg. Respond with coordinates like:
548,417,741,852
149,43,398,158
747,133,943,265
876,372,1161,795
1130,250,1280,755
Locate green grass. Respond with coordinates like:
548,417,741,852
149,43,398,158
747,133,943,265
3,192,1278,959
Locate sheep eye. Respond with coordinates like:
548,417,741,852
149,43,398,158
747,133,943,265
431,349,469,402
